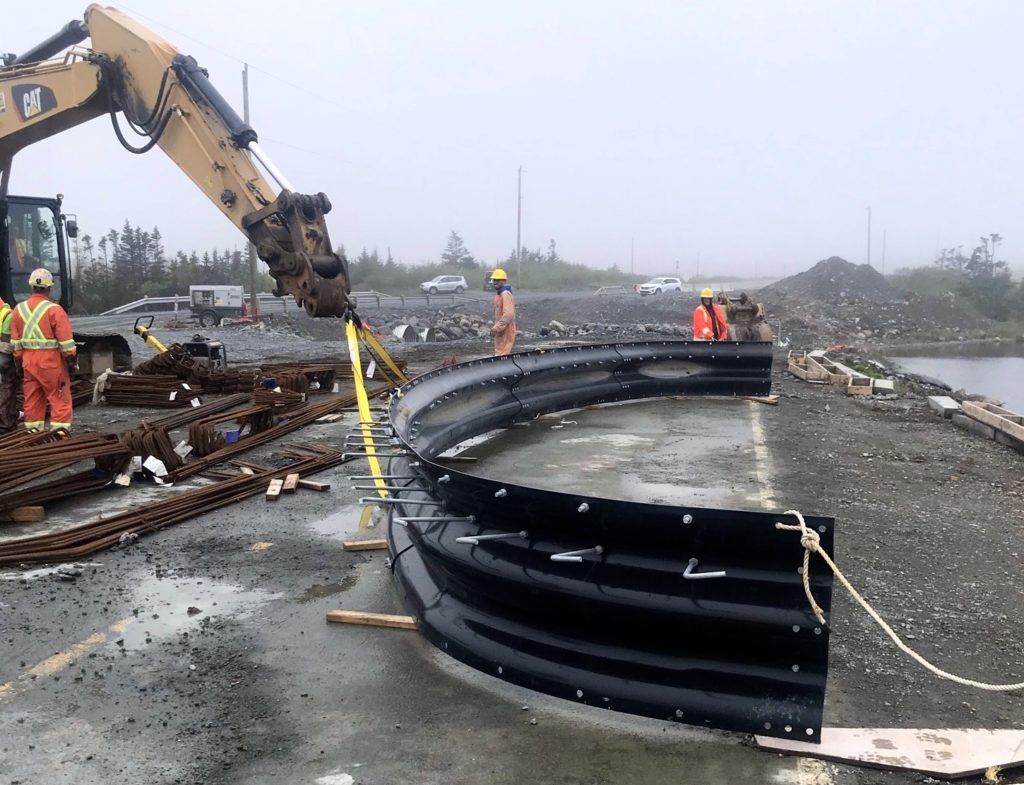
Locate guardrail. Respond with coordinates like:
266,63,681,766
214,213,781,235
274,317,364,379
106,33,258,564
99,290,475,317
349,291,475,309
99,293,295,316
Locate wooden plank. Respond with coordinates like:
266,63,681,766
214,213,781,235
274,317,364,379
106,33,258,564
297,479,330,492
239,467,256,476
813,356,854,385
743,395,780,406
326,610,417,630
282,473,300,493
0,506,45,524
847,384,873,397
342,539,388,551
265,478,284,500
757,728,1024,779
787,360,827,383
315,413,344,424
963,400,1024,442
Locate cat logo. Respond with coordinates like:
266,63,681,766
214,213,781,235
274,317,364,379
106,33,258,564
12,84,58,122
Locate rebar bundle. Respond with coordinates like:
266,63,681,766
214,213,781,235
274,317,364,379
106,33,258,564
133,345,257,393
169,386,386,481
253,387,306,409
101,374,203,408
0,444,349,565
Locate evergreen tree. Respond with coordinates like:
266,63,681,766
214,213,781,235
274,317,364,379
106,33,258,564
441,231,477,269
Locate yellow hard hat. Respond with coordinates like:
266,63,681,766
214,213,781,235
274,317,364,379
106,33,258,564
490,268,508,281
29,268,55,288
700,287,714,298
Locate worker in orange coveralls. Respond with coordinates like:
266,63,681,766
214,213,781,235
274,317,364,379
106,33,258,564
692,287,728,341
11,268,77,432
0,295,18,433
489,268,516,356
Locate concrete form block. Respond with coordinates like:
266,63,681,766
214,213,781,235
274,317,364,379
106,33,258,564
994,430,1024,454
951,412,996,440
928,395,961,419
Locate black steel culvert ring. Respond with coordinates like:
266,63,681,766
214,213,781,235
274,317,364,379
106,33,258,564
379,340,834,741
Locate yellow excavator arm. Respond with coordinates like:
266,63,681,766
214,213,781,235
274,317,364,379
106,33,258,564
0,5,349,316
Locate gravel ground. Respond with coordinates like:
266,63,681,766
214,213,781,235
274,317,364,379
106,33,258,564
2,307,1023,783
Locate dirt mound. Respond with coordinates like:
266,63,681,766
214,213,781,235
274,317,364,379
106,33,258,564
761,256,903,305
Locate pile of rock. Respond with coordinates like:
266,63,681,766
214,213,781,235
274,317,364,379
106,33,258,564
759,256,993,346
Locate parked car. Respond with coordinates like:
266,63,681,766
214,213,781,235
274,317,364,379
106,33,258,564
637,277,683,296
419,275,467,294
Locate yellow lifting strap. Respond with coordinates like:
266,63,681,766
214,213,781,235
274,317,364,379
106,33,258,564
355,323,409,386
345,317,389,504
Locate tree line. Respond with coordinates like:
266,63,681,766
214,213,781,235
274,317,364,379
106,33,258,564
69,223,649,313
71,220,278,314
347,230,638,293
890,232,1024,321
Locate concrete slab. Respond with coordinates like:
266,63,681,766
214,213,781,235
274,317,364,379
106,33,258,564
927,396,961,419
457,397,772,511
951,411,996,440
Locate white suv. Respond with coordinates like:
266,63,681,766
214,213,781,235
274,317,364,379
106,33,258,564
638,277,683,296
420,275,467,294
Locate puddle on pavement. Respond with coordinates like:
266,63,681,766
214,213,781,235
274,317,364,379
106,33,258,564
295,574,357,603
307,503,380,538
116,574,275,651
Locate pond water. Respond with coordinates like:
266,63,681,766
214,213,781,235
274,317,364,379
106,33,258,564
888,342,1024,413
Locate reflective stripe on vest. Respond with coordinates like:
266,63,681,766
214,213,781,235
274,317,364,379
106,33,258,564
14,300,60,350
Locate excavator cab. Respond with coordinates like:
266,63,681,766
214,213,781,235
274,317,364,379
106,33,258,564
0,193,131,378
0,194,68,306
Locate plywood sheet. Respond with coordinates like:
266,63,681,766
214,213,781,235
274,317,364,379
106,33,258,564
756,728,1024,778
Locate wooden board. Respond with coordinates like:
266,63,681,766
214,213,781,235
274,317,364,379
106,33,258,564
962,400,1024,442
326,610,417,630
315,413,344,424
743,395,780,406
239,467,256,476
814,356,857,385
297,479,330,492
847,383,874,396
265,479,284,500
282,473,300,493
787,361,827,383
0,506,45,524
787,351,830,383
756,728,1024,779
342,539,388,551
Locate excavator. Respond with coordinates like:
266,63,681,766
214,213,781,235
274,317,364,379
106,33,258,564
0,5,351,376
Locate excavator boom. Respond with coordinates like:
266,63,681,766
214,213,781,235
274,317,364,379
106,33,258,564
0,5,349,316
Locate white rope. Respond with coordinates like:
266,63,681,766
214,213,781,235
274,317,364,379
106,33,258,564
777,509,1024,692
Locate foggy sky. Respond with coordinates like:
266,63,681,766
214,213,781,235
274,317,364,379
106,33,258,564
6,0,1024,278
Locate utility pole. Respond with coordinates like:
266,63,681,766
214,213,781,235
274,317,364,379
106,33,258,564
243,63,259,317
630,237,634,275
881,229,887,276
674,259,679,277
866,206,872,268
516,166,523,290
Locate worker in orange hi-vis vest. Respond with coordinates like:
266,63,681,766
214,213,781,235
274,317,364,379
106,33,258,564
10,268,77,432
488,268,516,356
692,287,728,341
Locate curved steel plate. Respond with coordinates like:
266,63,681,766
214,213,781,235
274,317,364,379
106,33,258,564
380,341,833,741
